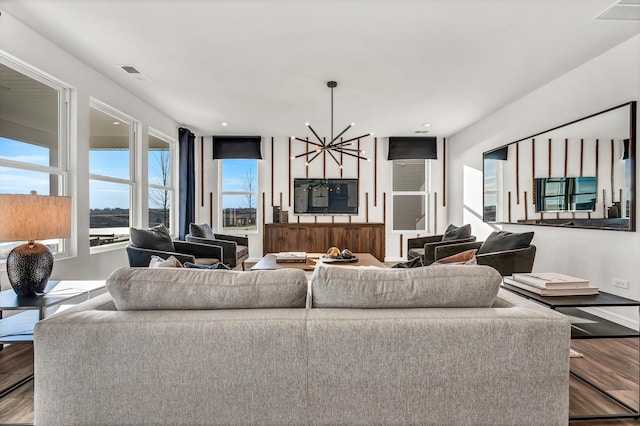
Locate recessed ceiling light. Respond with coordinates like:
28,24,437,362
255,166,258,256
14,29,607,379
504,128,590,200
423,123,431,127
112,121,120,125
221,122,228,126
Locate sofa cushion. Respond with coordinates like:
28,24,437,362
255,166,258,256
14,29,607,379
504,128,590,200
433,249,477,265
407,247,424,260
237,245,249,258
149,255,183,268
311,264,501,308
189,223,215,239
106,267,308,310
441,223,472,241
477,231,534,254
130,224,174,251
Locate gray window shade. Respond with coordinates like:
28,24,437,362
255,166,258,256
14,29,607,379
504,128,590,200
212,136,262,159
393,195,426,230
388,136,437,160
393,160,425,191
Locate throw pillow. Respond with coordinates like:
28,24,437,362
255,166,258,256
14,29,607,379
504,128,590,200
149,255,183,268
183,262,231,270
130,224,174,251
477,231,534,254
432,249,477,265
441,223,472,241
189,223,215,239
106,267,308,310
391,257,424,268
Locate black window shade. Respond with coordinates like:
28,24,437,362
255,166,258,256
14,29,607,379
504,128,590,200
484,146,509,160
212,136,262,159
387,137,437,160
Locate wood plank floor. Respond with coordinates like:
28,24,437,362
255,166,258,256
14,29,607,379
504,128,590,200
1,338,639,425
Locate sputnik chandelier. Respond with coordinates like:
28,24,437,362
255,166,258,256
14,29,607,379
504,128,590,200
292,81,372,169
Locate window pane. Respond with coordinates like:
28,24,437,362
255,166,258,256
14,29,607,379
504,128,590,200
148,136,171,186
392,160,425,191
221,194,257,231
392,195,425,230
89,107,130,179
89,179,130,246
0,166,59,195
149,189,171,228
222,159,257,192
0,63,59,167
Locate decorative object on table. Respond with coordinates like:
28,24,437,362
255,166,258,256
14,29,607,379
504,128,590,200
291,81,372,168
320,247,358,263
272,206,281,223
276,252,307,263
0,191,72,296
503,273,598,296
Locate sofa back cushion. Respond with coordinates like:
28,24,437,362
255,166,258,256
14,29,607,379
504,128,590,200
311,264,501,308
189,223,215,239
477,231,534,254
441,223,472,241
106,267,307,310
130,224,174,251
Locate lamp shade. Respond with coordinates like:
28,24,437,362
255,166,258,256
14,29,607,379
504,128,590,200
0,192,72,242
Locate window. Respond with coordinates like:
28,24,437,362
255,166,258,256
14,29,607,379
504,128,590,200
392,160,429,231
0,58,70,260
483,159,500,221
220,159,258,232
89,100,136,247
148,130,175,231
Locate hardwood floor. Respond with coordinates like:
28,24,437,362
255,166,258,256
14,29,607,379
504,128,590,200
1,339,639,425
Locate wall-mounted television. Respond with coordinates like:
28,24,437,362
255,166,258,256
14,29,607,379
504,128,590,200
534,177,597,212
293,178,358,215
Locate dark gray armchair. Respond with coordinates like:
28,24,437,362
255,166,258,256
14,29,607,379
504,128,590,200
434,241,536,277
186,223,249,270
407,234,477,266
126,240,223,267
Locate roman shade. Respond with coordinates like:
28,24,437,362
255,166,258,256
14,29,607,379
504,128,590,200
484,146,509,160
387,136,437,160
212,135,262,159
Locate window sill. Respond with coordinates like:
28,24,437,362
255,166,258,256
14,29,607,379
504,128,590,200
90,240,129,255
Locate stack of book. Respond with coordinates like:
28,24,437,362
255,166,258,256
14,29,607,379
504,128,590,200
503,272,599,296
275,252,307,263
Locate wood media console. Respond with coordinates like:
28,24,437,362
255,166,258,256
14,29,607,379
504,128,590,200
263,223,385,261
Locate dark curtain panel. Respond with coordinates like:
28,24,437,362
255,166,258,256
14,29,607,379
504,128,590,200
484,146,509,160
213,135,262,159
178,127,195,239
387,136,437,160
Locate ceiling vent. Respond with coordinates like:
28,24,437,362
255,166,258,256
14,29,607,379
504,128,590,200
414,130,430,134
120,65,152,81
595,0,640,21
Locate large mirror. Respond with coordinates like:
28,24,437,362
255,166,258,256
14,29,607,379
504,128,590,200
483,101,636,231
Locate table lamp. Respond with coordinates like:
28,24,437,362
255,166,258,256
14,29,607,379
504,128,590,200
0,191,72,296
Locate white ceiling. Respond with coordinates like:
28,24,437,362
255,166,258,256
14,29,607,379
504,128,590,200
1,0,639,140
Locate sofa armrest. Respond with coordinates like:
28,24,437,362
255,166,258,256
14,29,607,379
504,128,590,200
126,246,196,267
407,235,442,249
433,241,483,261
173,240,223,263
477,245,536,276
424,237,478,265
214,233,249,246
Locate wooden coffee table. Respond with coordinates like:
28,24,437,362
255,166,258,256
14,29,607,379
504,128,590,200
251,253,385,271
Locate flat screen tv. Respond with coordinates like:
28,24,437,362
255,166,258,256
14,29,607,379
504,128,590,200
535,177,597,212
293,178,358,215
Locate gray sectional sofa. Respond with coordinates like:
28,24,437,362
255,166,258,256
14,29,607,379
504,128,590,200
34,265,571,425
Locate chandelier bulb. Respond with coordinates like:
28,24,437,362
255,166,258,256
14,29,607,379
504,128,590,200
361,150,366,154
350,122,355,127
305,162,309,166
290,156,295,160
305,122,310,127
339,164,343,169
316,149,321,153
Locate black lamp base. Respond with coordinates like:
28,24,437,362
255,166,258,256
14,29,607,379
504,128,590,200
6,242,53,296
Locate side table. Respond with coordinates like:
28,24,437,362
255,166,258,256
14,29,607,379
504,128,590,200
502,282,640,421
0,280,106,398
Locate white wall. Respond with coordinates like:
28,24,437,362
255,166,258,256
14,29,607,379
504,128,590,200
448,35,640,328
196,136,447,262
0,10,179,289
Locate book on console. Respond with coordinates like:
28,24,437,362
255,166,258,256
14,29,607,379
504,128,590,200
276,252,307,263
511,272,590,289
504,277,599,296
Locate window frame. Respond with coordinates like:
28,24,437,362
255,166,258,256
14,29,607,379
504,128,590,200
147,128,177,235
88,98,138,253
218,158,259,234
391,159,430,233
0,53,72,262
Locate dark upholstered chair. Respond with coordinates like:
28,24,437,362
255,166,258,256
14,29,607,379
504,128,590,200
126,224,223,267
186,223,249,270
434,241,537,277
407,234,477,266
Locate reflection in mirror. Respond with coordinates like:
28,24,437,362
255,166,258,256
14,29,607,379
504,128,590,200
483,101,636,231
